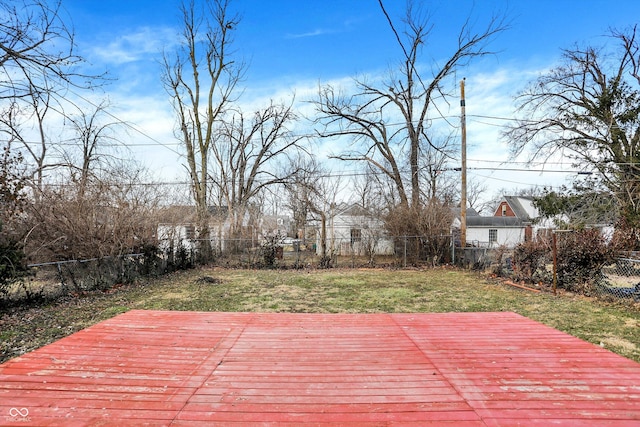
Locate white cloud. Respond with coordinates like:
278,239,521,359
90,26,178,65
285,28,334,39
78,23,573,199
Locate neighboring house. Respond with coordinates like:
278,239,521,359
258,214,292,239
465,216,531,247
463,196,539,248
450,207,481,231
457,195,617,248
158,207,300,255
156,206,230,254
312,203,394,256
493,196,538,220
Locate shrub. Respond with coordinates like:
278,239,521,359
556,229,615,292
139,244,162,276
511,238,550,284
610,217,640,252
385,202,453,265
260,236,280,269
0,235,27,297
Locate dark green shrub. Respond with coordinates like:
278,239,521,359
174,245,194,270
139,244,162,276
0,236,27,296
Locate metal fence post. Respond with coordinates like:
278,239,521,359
552,232,558,295
404,236,407,268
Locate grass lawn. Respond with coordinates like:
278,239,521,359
1,267,639,364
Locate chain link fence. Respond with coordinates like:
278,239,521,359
597,258,640,302
175,235,454,269
1,252,169,305
1,235,454,305
4,234,639,306
489,242,640,305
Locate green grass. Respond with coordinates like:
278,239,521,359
1,267,639,363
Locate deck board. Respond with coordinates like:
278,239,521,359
1,310,639,425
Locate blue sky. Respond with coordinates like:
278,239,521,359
60,0,640,199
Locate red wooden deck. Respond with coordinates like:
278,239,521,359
1,311,640,426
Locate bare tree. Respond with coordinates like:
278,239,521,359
286,157,341,267
0,0,87,101
162,0,242,255
351,166,384,212
0,144,26,227
0,0,105,201
314,2,506,209
618,25,640,85
213,100,305,237
0,143,27,289
348,176,389,265
63,100,123,197
0,89,54,195
419,133,458,203
384,199,454,264
505,27,640,226
465,177,488,214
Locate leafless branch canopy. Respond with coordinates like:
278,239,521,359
505,27,640,223
212,100,306,234
0,0,98,101
315,3,506,208
162,0,243,238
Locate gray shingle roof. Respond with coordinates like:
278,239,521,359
503,196,533,220
467,216,525,227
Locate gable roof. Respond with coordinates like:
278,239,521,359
495,196,537,221
335,203,372,217
451,207,480,219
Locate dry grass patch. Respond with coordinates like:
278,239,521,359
1,267,639,363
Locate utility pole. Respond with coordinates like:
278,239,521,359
460,78,467,249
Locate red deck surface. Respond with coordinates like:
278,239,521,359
1,310,640,426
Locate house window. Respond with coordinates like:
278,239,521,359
501,204,507,216
350,228,362,245
489,229,498,244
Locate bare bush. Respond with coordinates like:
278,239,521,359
23,172,160,262
511,238,551,284
385,201,453,265
556,229,615,292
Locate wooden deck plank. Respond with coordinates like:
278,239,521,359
1,310,640,425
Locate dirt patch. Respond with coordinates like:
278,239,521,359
195,276,223,285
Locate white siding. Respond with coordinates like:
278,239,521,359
466,227,524,248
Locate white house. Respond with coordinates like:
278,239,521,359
156,206,230,254
465,216,531,247
313,203,394,256
464,196,538,248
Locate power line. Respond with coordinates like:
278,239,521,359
66,88,185,158
447,166,590,174
14,140,183,148
469,171,564,188
34,164,587,189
